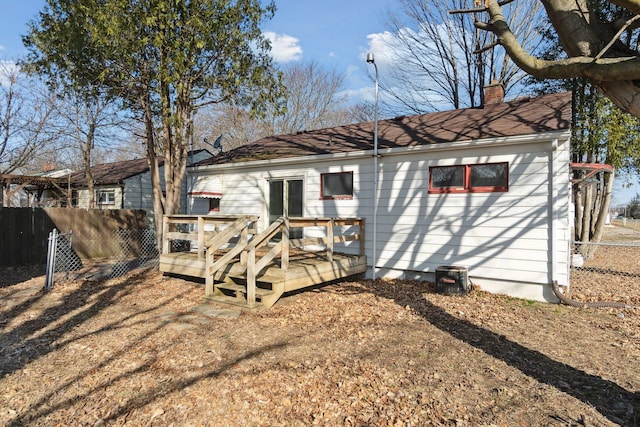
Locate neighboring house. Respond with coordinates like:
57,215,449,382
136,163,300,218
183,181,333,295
0,167,73,207
32,150,212,225
188,91,573,302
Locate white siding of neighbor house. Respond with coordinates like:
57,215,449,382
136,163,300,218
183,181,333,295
77,186,124,209
188,132,571,302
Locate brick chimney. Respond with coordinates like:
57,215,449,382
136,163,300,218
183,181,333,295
483,80,504,105
43,163,56,172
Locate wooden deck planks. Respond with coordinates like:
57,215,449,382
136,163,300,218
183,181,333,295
160,251,365,287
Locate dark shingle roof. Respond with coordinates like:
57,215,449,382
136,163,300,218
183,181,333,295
197,92,572,166
68,149,211,186
68,157,160,186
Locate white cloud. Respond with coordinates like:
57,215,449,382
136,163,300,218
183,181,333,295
0,60,18,86
264,31,303,63
362,31,399,68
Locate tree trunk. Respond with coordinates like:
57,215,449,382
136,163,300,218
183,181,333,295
590,170,614,244
142,94,165,252
84,124,95,209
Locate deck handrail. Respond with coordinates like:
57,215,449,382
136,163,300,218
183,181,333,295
164,214,365,307
242,217,365,306
162,214,258,259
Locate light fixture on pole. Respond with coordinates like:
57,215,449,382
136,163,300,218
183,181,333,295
366,52,378,280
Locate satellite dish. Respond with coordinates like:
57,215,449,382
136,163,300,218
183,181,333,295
213,134,223,149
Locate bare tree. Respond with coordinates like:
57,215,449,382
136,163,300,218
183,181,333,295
52,87,130,207
465,0,640,118
382,0,542,112
194,104,271,153
0,64,57,175
268,61,353,134
196,61,357,150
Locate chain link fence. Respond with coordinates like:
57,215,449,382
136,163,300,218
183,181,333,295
44,228,158,290
570,224,640,304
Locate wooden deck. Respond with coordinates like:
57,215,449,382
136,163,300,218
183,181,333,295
159,215,367,309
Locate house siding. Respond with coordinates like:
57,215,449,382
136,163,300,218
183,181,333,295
189,132,571,302
77,186,124,210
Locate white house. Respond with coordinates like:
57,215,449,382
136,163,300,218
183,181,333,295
18,150,213,227
68,150,212,220
187,91,573,302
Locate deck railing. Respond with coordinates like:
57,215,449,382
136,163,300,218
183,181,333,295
162,215,365,307
204,216,365,306
162,214,259,260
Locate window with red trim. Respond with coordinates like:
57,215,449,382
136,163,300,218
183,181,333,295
429,162,508,193
321,171,353,199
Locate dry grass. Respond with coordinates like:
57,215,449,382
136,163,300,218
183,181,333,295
0,227,639,426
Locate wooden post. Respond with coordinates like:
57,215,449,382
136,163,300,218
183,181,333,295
240,218,248,265
162,216,170,255
281,218,289,271
205,247,214,296
247,247,256,306
197,216,205,259
359,218,366,257
327,218,334,262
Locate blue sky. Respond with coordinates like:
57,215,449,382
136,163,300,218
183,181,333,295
1,0,639,203
0,0,395,103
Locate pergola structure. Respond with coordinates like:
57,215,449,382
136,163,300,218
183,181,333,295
570,162,614,184
0,173,72,207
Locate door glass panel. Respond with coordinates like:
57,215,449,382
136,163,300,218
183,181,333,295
287,180,303,239
269,180,284,224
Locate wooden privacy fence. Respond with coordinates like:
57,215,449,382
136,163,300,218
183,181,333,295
0,207,148,266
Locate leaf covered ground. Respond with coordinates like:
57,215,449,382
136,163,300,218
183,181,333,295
1,238,639,426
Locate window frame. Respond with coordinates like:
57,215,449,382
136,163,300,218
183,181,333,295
428,162,509,194
320,171,354,200
96,189,116,205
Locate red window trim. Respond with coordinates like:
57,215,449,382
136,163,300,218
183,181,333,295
320,171,354,200
428,162,509,194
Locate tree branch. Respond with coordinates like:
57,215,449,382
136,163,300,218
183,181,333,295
595,14,640,60
475,0,640,80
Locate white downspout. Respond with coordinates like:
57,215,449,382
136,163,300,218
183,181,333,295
549,138,559,285
367,53,379,280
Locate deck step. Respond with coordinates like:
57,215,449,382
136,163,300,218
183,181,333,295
215,282,274,296
225,274,282,284
204,294,262,309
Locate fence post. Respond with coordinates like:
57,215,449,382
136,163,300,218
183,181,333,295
44,228,58,291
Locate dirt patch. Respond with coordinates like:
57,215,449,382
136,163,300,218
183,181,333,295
1,257,639,425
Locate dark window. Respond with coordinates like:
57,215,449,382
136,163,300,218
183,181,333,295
430,166,464,190
429,162,508,193
97,190,116,205
470,163,508,190
208,198,220,212
321,172,353,199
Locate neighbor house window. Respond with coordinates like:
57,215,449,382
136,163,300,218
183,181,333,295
97,189,116,205
429,162,508,193
321,172,353,199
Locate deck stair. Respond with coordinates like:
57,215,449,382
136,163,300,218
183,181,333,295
160,215,367,309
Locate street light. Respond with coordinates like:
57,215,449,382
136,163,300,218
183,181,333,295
366,52,379,280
